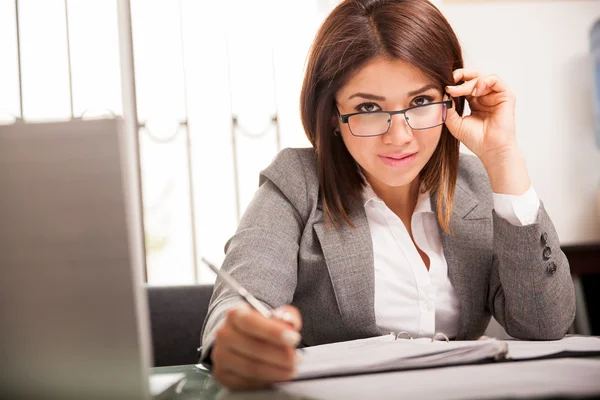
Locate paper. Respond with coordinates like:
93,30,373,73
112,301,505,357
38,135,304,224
293,335,600,381
278,358,600,400
295,335,507,380
506,335,600,359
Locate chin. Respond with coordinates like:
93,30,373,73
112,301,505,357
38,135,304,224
370,168,420,188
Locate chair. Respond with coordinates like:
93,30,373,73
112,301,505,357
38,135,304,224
146,284,213,367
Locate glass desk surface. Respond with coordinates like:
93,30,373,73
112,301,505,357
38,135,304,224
152,364,314,400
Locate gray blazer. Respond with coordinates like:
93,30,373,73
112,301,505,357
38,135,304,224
200,148,575,363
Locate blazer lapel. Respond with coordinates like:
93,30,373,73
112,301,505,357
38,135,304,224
313,197,381,338
434,181,493,340
313,178,492,341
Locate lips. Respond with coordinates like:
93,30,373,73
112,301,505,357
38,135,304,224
379,152,416,160
378,152,418,168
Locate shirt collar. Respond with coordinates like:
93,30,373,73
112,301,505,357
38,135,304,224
362,179,433,214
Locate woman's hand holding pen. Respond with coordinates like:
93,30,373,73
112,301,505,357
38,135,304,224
444,68,531,196
211,304,303,390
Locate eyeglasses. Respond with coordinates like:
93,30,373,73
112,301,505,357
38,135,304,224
338,100,452,137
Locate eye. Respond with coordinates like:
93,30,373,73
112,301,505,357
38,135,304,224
356,102,381,113
411,96,434,107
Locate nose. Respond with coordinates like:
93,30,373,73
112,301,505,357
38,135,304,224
382,113,413,145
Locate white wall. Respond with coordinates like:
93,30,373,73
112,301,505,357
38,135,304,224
442,0,600,245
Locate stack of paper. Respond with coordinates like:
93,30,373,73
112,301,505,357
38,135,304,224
506,335,600,360
294,335,600,381
295,335,507,380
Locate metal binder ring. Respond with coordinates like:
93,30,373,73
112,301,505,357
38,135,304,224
394,331,413,340
431,333,450,342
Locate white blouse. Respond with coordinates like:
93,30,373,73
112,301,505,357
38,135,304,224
362,182,540,339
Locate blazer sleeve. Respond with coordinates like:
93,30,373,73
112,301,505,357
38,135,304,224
199,148,309,365
487,203,576,340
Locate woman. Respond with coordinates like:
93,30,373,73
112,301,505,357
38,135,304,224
201,0,575,390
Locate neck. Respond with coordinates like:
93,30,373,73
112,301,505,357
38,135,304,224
364,171,421,220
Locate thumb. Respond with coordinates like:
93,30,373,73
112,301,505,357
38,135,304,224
444,98,464,141
272,305,303,331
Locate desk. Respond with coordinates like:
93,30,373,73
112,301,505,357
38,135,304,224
154,357,600,400
152,365,313,399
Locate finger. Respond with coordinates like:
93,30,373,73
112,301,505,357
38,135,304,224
472,79,491,97
212,364,270,391
476,74,511,95
271,305,303,331
473,75,514,103
467,76,513,111
217,326,297,370
229,304,302,348
445,78,478,97
217,346,296,382
452,68,480,84
212,344,273,388
474,91,510,108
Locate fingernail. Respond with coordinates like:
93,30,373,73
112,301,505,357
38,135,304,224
446,85,455,91
295,352,303,365
472,88,477,96
282,330,301,347
278,311,297,326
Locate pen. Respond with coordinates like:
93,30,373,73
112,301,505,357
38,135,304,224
201,257,273,319
201,257,305,353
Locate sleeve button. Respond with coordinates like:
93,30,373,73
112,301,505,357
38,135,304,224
541,232,548,245
547,262,557,275
542,246,552,260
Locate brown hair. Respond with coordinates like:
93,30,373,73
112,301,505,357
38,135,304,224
300,0,465,233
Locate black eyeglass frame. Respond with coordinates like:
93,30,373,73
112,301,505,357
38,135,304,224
337,100,453,137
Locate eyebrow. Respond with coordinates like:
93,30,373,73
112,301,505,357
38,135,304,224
347,84,440,101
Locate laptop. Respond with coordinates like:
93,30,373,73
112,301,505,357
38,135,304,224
0,118,184,399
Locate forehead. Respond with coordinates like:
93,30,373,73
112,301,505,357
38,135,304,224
337,56,435,100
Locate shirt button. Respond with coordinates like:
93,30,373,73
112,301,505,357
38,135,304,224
542,246,552,260
547,262,557,275
541,232,548,245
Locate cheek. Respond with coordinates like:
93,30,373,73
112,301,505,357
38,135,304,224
415,128,443,157
340,132,375,164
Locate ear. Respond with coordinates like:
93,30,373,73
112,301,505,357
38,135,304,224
331,104,342,129
332,99,342,134
331,116,342,136
331,114,339,130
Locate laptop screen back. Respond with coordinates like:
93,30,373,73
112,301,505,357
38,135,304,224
0,118,152,399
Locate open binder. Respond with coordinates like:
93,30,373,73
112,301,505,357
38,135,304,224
294,333,600,381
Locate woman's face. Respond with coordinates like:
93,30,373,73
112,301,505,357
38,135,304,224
334,56,445,190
